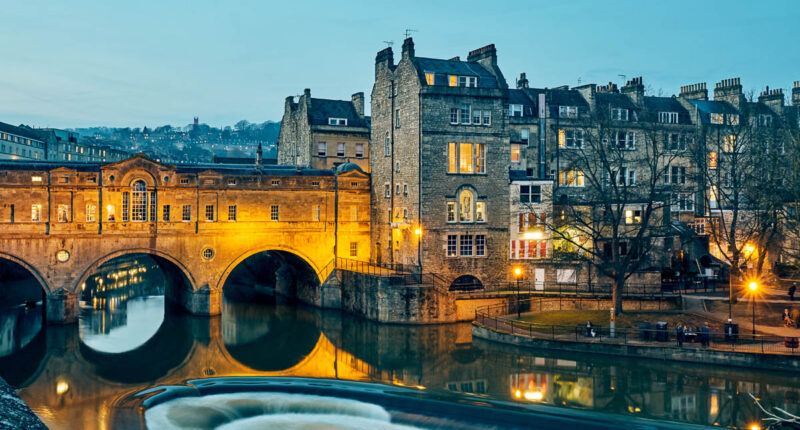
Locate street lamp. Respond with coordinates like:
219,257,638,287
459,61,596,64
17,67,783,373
514,266,523,319
748,281,758,336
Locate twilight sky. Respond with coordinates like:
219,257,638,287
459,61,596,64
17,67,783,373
1,0,798,129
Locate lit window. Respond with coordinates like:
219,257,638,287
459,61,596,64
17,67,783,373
476,202,486,222
727,114,739,125
447,202,456,223
270,205,279,221
625,209,642,224
449,75,457,87
31,176,42,183
559,129,583,148
228,205,237,222
317,142,327,156
31,204,42,222
710,113,724,124
86,204,97,222
122,192,129,222
182,205,191,222
57,204,70,223
709,151,717,169
425,73,434,85
447,143,457,173
459,189,473,222
723,135,738,152
447,235,458,257
337,143,346,157
558,170,585,187
131,180,147,222
511,144,521,163
205,205,214,222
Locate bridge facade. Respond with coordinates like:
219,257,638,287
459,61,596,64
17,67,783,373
0,155,371,323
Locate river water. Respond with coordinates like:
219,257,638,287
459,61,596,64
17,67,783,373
0,256,798,429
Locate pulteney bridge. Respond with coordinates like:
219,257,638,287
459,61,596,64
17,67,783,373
0,155,370,323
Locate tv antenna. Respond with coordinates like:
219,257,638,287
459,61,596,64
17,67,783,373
404,29,417,38
382,41,394,48
577,77,582,85
618,74,626,82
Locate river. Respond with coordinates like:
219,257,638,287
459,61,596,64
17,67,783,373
0,256,797,429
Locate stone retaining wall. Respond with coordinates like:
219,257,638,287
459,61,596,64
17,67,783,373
0,377,46,430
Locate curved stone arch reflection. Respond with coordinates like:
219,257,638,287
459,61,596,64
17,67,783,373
0,327,46,387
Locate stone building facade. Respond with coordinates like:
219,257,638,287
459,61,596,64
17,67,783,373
370,38,511,289
0,122,46,161
277,89,371,173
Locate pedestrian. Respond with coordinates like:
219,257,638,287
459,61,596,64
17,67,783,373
701,323,710,347
585,321,593,337
676,323,684,347
790,284,797,301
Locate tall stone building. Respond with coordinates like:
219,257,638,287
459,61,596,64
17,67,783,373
277,89,371,172
0,122,46,161
370,38,510,288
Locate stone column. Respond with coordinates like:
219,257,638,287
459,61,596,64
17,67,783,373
46,289,79,325
177,285,221,316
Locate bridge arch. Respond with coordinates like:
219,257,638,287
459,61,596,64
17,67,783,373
216,245,324,292
72,248,198,296
0,251,52,295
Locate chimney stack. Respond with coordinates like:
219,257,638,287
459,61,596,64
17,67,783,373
351,92,364,117
255,142,263,169
713,77,743,107
517,72,529,89
679,82,708,101
621,76,644,104
597,82,618,93
467,44,497,65
375,46,394,77
401,37,415,60
793,81,800,107
758,86,785,113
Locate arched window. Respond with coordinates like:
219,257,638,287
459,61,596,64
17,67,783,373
459,189,473,222
131,180,148,222
384,132,391,157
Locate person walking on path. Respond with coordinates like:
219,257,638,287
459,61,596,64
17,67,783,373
701,323,710,347
790,284,797,301
676,323,684,347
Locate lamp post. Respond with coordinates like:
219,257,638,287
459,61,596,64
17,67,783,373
748,281,758,336
514,267,522,319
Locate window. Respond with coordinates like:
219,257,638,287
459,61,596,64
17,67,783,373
149,192,156,222
510,144,521,163
460,235,474,256
475,235,486,256
312,181,321,187
31,204,41,222
449,75,458,87
558,170,585,187
447,202,456,223
9,204,13,223
337,143,346,157
665,133,685,151
611,108,629,121
556,269,577,284
312,205,321,221
129,180,148,222
425,73,434,85
384,133,391,156
317,142,327,156
180,178,190,185
395,184,401,195
122,192,129,222
271,179,280,186
613,131,636,149
509,104,523,117
350,181,359,188
228,205,237,221
447,235,458,257
460,104,471,125
520,185,542,203
182,205,191,222
558,106,578,119
723,135,738,152
395,162,400,173
710,113,724,124
86,204,97,222
328,118,347,126
520,129,529,144
447,143,457,173
625,209,642,224
672,193,694,212
349,242,358,257
450,108,459,124
709,151,718,169
355,143,364,158
727,114,739,125
57,204,69,223
476,202,485,222
402,184,408,196
162,205,170,222
459,189,474,222
31,176,42,183
510,239,548,259
106,204,116,222
450,142,486,174
482,110,491,125
270,205,279,221
455,75,477,87
609,167,635,186
558,129,584,148
664,165,687,185
709,185,718,209
395,109,400,128
472,109,481,125
384,184,390,198
227,178,237,185
759,114,773,127
205,205,214,221
350,206,358,221
658,111,679,124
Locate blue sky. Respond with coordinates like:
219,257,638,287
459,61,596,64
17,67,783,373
1,0,798,128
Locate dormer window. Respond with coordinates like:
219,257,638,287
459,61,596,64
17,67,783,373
449,75,477,88
727,114,739,125
759,114,772,127
509,104,523,117
710,113,724,124
611,108,629,121
425,73,434,85
558,106,578,119
658,112,679,124
328,118,348,126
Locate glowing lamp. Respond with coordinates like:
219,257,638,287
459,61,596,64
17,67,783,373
748,282,758,291
513,267,522,277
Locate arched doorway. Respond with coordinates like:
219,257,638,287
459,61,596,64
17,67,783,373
449,275,484,292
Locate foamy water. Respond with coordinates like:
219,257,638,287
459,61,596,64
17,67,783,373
144,392,421,430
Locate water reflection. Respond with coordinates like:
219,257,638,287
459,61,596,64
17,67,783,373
0,260,798,429
0,303,43,357
79,255,166,353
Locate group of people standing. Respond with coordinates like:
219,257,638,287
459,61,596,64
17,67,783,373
676,322,710,347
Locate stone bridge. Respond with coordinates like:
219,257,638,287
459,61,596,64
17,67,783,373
0,156,371,323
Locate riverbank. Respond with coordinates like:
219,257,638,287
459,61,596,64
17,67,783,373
0,377,45,430
473,321,800,372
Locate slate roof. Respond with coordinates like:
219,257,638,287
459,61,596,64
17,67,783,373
687,99,739,124
0,122,45,141
546,88,589,108
595,92,637,110
308,99,368,128
643,96,693,124
415,57,499,89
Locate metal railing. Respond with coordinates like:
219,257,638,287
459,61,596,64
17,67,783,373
475,298,800,356
325,258,451,295
454,280,672,298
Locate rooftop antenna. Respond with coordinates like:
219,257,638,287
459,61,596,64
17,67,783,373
404,29,417,39
618,74,626,83
382,40,394,48
577,77,582,85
